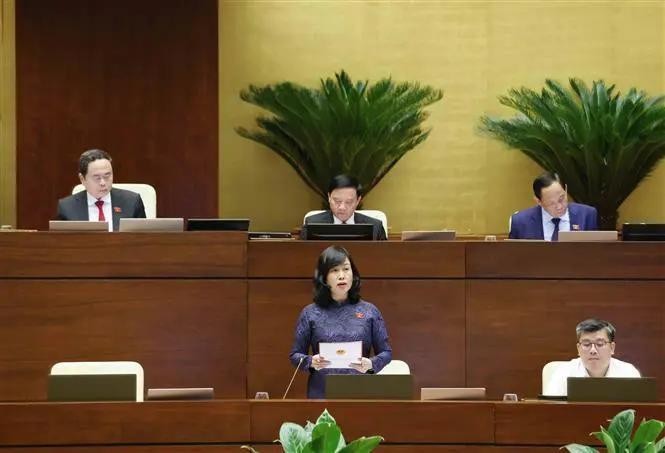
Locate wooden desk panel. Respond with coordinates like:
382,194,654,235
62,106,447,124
0,401,249,445
249,400,495,444
0,280,247,400
467,280,665,399
466,242,665,279
0,232,247,278
248,241,465,278
247,280,466,398
495,402,665,446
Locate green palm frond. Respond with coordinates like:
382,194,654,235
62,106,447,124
236,70,443,202
480,78,665,229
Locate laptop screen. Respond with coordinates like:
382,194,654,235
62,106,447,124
305,223,374,241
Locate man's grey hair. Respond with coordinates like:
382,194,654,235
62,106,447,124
576,318,616,342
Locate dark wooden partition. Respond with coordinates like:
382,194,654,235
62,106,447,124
16,0,218,229
0,235,663,402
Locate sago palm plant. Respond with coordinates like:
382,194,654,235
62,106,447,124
236,70,443,204
480,78,665,229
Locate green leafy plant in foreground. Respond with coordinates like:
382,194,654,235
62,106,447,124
563,409,664,453
241,408,383,452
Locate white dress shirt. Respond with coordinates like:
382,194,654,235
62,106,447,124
333,214,355,225
541,207,570,241
86,192,113,232
543,357,641,396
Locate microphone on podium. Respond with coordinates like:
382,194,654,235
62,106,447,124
283,356,305,399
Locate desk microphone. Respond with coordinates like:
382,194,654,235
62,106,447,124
283,356,305,399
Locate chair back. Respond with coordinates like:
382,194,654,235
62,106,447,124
73,183,157,219
377,359,410,375
50,361,145,401
542,360,568,393
304,209,388,236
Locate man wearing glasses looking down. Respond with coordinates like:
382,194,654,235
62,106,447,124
543,319,641,396
509,172,598,241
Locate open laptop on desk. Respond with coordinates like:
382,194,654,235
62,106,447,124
420,387,485,400
119,218,184,232
325,374,413,399
146,387,214,400
187,218,250,231
558,231,618,242
48,374,137,402
401,230,456,241
49,220,108,231
567,377,657,402
306,223,374,241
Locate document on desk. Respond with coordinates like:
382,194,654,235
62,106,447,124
319,341,362,369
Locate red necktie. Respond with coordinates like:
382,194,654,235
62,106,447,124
95,199,105,221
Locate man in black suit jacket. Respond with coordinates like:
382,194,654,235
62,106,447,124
301,174,387,240
56,149,146,231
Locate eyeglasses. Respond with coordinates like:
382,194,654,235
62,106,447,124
578,340,610,350
89,174,113,183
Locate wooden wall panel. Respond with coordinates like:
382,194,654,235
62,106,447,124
247,280,466,398
0,401,250,445
466,242,665,279
15,0,218,229
250,401,495,444
467,280,665,399
248,241,466,278
0,280,247,400
0,232,247,278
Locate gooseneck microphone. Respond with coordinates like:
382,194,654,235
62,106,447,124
283,356,305,399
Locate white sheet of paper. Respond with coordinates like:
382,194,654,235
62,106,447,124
319,341,362,369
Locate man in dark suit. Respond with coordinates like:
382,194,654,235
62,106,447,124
56,149,146,231
301,174,387,240
509,172,598,241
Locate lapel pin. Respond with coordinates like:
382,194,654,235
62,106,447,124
572,224,580,230
114,207,122,213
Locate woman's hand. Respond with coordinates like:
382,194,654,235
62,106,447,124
311,354,331,371
350,357,373,373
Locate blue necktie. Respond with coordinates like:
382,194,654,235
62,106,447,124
551,218,561,242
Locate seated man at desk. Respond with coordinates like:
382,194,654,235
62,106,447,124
509,172,597,241
543,318,641,396
300,174,387,240
56,149,146,231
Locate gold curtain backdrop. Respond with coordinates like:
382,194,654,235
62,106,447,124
0,0,16,227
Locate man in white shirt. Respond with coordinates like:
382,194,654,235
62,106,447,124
543,318,641,396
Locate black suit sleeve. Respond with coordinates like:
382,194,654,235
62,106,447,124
134,195,147,218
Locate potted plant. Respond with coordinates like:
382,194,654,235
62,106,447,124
563,408,664,452
241,408,383,452
236,70,443,205
480,78,665,229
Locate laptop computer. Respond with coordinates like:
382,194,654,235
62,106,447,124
420,387,486,400
49,220,108,231
622,223,665,241
248,231,292,239
119,218,184,232
146,387,214,400
187,218,250,231
47,374,137,402
324,374,413,399
567,377,657,402
558,231,618,242
401,230,456,241
305,223,374,241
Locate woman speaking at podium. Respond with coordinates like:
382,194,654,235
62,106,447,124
289,245,392,398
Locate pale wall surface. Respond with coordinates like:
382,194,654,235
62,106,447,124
219,0,664,233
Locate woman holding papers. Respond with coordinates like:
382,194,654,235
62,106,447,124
289,245,392,398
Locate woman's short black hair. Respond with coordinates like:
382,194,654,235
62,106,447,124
313,245,362,307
